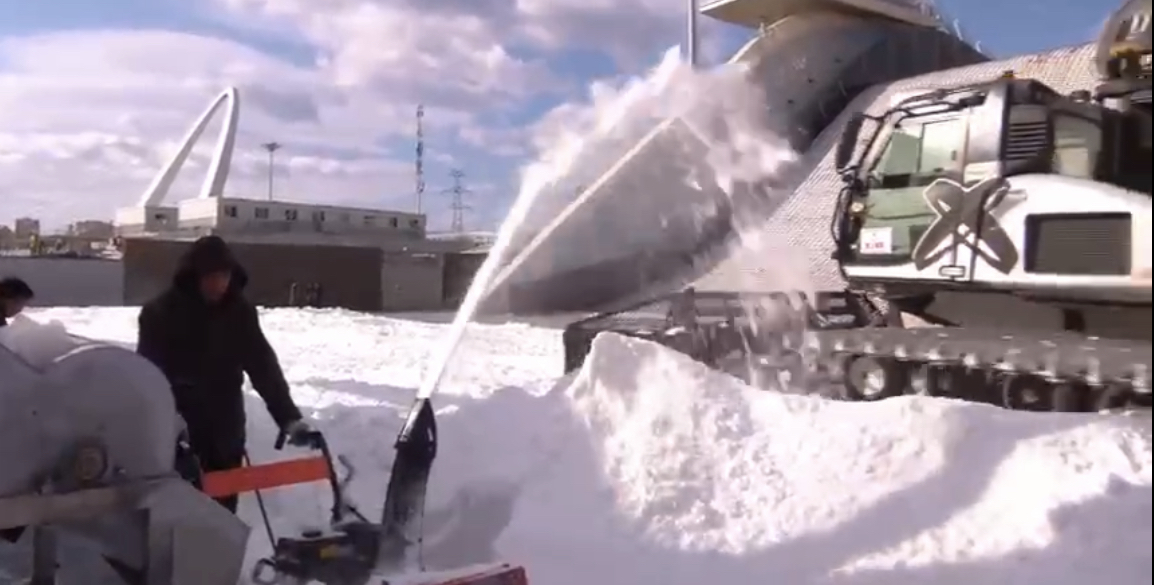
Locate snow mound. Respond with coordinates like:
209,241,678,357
488,332,1152,585
9,308,1147,585
0,314,79,369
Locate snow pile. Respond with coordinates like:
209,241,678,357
0,314,80,369
6,308,1151,585
489,333,1152,584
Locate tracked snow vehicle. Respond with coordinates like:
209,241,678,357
565,0,1152,413
814,0,1152,411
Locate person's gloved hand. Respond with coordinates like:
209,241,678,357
282,419,317,448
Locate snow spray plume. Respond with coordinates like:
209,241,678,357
419,46,805,399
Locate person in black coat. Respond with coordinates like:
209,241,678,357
136,235,312,513
0,276,34,327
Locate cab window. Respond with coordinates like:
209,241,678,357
1051,113,1101,179
872,116,965,188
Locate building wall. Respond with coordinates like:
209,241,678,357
122,238,385,311
69,220,115,240
0,226,15,250
380,251,444,311
177,196,220,223
0,256,124,306
116,198,429,242
1,244,489,311
204,198,427,239
13,218,40,240
442,251,487,308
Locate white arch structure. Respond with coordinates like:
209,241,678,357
137,87,240,207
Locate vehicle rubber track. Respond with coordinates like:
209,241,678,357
789,326,1152,413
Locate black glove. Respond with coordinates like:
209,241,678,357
282,419,317,448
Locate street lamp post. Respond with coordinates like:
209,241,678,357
261,141,282,201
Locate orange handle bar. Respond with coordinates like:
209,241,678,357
201,456,331,497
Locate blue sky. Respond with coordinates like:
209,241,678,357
0,0,1119,231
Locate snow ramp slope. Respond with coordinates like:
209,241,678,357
485,8,985,313
481,333,1152,585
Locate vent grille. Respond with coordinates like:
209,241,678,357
1024,213,1131,275
1004,120,1049,161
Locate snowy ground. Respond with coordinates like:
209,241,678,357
9,307,1154,584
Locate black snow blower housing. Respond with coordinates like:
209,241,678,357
251,398,438,585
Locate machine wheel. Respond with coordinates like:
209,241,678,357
925,366,987,401
918,364,962,397
1095,383,1137,412
1001,374,1046,411
842,355,909,401
1001,374,1086,412
1051,381,1090,412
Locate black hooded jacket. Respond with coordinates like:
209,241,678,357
136,236,301,457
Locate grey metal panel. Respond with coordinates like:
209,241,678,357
696,43,1101,292
0,257,124,307
443,252,486,308
381,252,445,311
701,0,941,29
122,237,384,311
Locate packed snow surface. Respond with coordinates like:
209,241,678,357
12,307,1154,584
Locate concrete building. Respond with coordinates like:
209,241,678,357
99,86,481,312
0,226,14,250
117,196,426,240
13,218,40,242
112,86,429,246
68,220,115,240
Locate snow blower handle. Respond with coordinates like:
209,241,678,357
273,428,352,525
274,424,323,451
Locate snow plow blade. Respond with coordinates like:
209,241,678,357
394,563,528,585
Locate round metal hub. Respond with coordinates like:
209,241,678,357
70,440,109,484
847,356,890,399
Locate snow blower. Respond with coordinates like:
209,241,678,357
201,398,433,585
204,398,527,585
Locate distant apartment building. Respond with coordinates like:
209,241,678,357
0,225,13,250
13,217,40,241
68,219,115,240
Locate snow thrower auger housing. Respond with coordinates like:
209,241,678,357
0,329,250,585
235,398,529,585
239,398,440,585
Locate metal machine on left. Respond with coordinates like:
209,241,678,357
0,317,250,585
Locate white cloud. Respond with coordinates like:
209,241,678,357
0,0,740,231
0,29,420,227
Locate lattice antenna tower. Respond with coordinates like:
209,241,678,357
415,105,426,214
443,169,472,233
